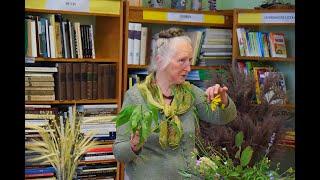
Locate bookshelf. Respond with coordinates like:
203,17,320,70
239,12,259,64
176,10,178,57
25,0,123,179
232,8,295,149
122,1,234,95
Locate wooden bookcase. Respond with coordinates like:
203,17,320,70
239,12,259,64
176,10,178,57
25,0,123,179
232,8,295,149
232,8,295,63
122,1,234,96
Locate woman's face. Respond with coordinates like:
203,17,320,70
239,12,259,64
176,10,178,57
165,40,193,84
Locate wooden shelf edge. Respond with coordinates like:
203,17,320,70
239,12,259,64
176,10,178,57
32,57,119,63
235,56,295,62
127,65,148,69
127,65,221,70
234,8,295,13
129,6,233,15
25,99,118,105
79,159,117,165
25,8,120,17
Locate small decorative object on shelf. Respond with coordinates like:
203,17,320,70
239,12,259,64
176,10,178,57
171,0,187,10
208,0,217,11
150,0,164,8
256,0,295,9
191,0,202,10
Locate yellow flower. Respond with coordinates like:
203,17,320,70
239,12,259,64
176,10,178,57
211,95,222,111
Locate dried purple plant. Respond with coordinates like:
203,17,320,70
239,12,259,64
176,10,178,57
199,65,294,165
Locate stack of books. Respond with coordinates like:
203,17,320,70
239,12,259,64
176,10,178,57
198,28,232,66
25,66,58,101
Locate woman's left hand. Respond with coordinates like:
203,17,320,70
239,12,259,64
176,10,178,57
205,84,229,107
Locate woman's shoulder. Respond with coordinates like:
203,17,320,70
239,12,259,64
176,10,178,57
124,84,145,104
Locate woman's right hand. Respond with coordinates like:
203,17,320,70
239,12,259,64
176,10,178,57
130,130,142,153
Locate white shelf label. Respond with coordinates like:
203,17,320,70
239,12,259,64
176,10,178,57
46,0,89,12
262,13,295,23
167,12,204,23
25,57,35,63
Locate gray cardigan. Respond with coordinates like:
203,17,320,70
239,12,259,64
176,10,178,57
113,84,237,180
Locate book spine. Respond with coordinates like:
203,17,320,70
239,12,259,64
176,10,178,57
80,63,87,99
89,24,96,59
87,63,93,99
139,27,148,65
73,63,81,100
65,63,73,100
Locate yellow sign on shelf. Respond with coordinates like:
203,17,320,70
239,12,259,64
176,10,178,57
143,10,225,24
25,0,120,15
238,12,295,24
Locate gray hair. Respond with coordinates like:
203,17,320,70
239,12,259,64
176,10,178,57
148,28,192,73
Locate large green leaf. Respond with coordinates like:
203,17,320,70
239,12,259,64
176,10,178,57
235,131,244,148
113,105,135,127
240,146,253,167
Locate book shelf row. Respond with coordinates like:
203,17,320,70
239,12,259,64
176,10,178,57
25,63,117,102
25,14,96,59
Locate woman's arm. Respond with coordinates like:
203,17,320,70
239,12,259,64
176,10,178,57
192,85,237,125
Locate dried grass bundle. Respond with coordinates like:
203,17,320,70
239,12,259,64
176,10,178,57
199,65,294,165
25,106,99,180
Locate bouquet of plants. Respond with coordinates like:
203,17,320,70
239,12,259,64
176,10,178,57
179,131,295,180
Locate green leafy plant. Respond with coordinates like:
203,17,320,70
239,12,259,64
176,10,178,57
25,106,99,180
113,104,159,148
179,131,295,180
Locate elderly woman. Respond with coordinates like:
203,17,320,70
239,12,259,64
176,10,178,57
113,27,237,180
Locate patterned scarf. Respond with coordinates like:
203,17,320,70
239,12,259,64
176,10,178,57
137,73,194,149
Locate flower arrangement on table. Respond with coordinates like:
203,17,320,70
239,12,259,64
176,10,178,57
178,131,295,180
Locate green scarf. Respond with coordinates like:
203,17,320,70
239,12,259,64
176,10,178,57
137,73,194,149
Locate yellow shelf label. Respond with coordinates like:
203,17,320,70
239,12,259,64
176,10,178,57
25,0,120,15
25,0,46,9
238,12,295,24
143,11,167,21
204,14,225,24
90,0,120,15
143,10,225,24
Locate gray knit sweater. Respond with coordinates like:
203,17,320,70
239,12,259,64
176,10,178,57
113,84,237,180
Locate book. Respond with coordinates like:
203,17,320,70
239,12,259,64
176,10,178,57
139,27,148,65
268,32,287,58
133,23,142,65
55,63,66,100
127,23,135,64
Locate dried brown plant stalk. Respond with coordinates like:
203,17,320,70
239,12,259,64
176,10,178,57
199,65,294,165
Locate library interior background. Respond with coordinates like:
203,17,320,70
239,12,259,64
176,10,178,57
25,0,295,179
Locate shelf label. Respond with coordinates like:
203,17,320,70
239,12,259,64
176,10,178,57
46,0,89,12
25,57,35,63
143,10,225,24
238,12,295,24
167,12,203,23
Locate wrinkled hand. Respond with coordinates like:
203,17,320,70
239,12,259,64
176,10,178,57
205,84,229,107
130,130,142,153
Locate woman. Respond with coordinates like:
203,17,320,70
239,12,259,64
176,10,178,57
113,27,237,179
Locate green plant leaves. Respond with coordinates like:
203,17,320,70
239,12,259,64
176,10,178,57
113,105,135,127
235,131,244,148
114,104,159,148
240,146,253,167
